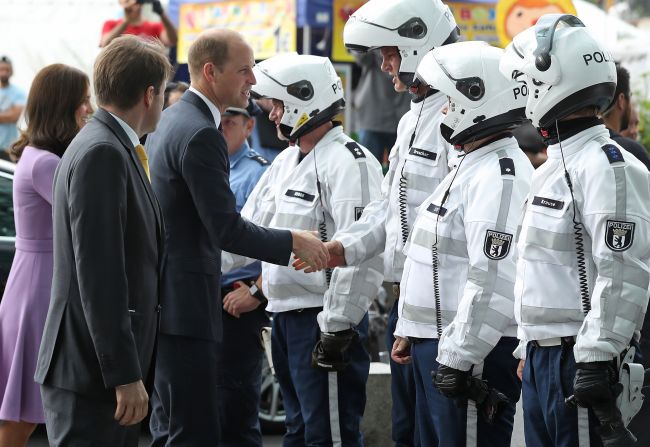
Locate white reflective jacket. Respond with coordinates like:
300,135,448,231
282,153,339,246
337,92,455,282
396,137,533,371
515,125,650,363
233,125,384,332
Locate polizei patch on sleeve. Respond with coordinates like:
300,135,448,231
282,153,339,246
483,230,513,260
605,220,635,251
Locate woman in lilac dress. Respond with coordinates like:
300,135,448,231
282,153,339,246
0,64,92,446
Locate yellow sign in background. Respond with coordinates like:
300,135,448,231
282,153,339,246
331,0,367,62
177,0,296,63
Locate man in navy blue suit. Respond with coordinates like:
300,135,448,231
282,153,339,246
145,29,329,446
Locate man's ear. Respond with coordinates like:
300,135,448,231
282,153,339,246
617,92,627,111
203,62,217,83
245,117,255,136
144,86,155,108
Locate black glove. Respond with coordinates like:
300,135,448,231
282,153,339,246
573,362,636,447
432,365,472,398
311,329,358,372
152,0,164,15
433,365,510,425
573,362,619,407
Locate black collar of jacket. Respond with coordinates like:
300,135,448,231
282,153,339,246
538,117,603,145
181,90,216,125
93,108,136,151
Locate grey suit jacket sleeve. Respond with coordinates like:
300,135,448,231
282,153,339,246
181,126,293,264
68,144,142,388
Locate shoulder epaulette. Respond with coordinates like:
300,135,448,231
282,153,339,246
250,154,269,166
345,141,366,159
601,144,625,164
499,157,515,176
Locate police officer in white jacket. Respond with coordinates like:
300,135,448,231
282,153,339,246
392,41,533,446
241,53,384,446
500,14,650,447
327,2,459,444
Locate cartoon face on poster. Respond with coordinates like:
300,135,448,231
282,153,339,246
496,0,576,47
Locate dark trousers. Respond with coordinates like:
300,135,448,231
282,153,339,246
385,300,419,447
412,337,520,447
272,308,370,447
523,342,602,447
41,384,140,447
216,305,268,447
149,334,220,446
357,130,397,164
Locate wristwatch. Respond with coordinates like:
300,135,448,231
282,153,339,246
248,281,267,304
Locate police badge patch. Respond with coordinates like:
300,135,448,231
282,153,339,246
483,230,513,260
605,220,635,252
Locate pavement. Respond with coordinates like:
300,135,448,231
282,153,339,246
28,403,526,446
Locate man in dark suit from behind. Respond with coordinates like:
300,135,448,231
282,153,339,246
145,28,329,446
602,63,650,171
35,36,172,447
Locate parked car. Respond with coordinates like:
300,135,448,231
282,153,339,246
0,159,16,296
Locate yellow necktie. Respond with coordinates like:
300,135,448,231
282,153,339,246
134,144,150,181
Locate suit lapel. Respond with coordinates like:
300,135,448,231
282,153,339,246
93,109,163,241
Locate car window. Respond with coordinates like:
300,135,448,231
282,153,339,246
0,173,15,237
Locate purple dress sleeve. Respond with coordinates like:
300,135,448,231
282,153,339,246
31,153,60,205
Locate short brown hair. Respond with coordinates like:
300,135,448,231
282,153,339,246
10,64,89,160
187,29,240,81
94,35,172,110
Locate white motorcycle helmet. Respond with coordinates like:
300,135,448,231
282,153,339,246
252,53,345,142
343,0,459,87
500,14,616,129
416,41,527,146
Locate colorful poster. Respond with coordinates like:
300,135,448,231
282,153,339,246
177,0,296,63
495,0,576,47
331,0,367,63
448,1,499,47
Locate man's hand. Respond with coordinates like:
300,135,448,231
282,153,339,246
223,281,261,318
391,336,412,364
433,365,471,398
517,359,525,381
114,380,148,426
291,231,329,272
152,0,164,15
293,240,346,272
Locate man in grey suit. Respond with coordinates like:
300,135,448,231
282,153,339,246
145,29,329,445
35,36,171,446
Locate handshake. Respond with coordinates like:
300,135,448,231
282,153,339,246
291,236,347,272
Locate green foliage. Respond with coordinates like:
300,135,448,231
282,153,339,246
638,98,650,150
636,73,650,151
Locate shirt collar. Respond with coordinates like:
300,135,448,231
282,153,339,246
189,86,221,127
229,141,250,167
108,112,140,148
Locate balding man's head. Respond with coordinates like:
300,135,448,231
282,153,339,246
188,29,247,81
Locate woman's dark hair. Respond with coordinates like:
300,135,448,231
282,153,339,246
9,64,89,161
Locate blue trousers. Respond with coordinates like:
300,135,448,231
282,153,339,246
149,334,221,446
272,308,370,447
412,337,520,447
523,343,603,447
386,301,419,447
215,307,269,446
